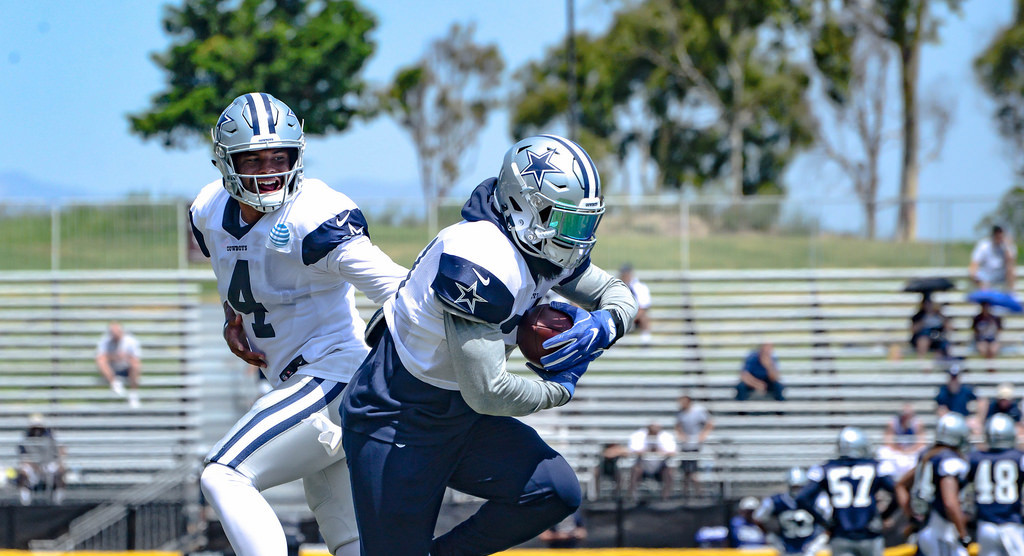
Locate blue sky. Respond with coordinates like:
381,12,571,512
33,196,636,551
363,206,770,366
0,1,1018,239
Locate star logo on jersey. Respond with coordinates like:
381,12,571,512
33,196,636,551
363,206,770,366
520,149,561,187
454,280,487,313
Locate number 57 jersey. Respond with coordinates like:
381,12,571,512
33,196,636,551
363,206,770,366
189,179,407,388
967,448,1024,524
798,458,895,540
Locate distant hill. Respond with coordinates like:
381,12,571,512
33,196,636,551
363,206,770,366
0,171,81,202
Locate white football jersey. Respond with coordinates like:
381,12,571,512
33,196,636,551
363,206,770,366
190,178,406,388
383,219,577,390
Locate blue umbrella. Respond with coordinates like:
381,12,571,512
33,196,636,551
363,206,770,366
967,289,1024,313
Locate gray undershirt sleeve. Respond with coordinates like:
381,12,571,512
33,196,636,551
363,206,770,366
554,264,639,340
444,311,570,416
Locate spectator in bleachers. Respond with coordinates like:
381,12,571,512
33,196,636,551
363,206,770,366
985,382,1022,424
628,423,677,501
969,224,1016,292
675,394,713,497
909,297,951,358
935,361,978,420
538,508,586,548
878,403,925,479
736,343,785,401
619,263,652,346
729,496,767,548
16,413,66,505
972,302,1002,363
95,321,142,409
590,442,629,500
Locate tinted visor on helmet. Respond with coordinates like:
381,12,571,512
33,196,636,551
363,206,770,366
549,205,603,243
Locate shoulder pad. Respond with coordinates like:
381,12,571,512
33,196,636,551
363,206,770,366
301,208,370,265
432,253,515,324
939,456,968,478
188,209,210,258
806,465,824,482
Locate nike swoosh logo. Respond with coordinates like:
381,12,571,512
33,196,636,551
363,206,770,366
471,267,490,286
395,443,406,448
585,329,599,351
336,212,350,227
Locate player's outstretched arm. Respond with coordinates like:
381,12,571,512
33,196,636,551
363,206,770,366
222,301,267,368
324,235,409,304
444,312,571,416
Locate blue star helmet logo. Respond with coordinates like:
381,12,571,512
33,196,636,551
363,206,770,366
216,113,235,136
520,149,561,187
454,280,487,313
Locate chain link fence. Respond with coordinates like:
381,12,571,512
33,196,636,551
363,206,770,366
0,194,999,271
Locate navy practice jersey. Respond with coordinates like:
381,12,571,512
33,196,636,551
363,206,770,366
967,448,1024,524
728,516,766,548
757,493,821,553
798,458,895,540
911,447,968,521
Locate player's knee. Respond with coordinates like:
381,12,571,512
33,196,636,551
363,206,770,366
200,462,254,501
535,456,582,516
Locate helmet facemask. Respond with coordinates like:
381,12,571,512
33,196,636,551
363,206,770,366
212,93,305,213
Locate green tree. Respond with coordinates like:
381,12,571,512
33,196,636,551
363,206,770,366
129,0,376,147
975,0,1024,177
868,0,963,241
511,0,814,198
381,23,504,219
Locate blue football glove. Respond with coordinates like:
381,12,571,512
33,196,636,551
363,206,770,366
527,361,590,399
540,301,617,372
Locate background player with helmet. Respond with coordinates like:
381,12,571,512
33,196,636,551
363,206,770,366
896,412,973,556
967,413,1024,556
341,134,638,555
189,93,408,556
796,427,898,556
755,467,828,556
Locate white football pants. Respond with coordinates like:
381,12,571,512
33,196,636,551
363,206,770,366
917,513,968,556
201,375,358,556
977,521,1024,556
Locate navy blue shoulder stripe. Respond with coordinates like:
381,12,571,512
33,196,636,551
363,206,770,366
432,253,514,325
189,210,210,258
302,208,370,266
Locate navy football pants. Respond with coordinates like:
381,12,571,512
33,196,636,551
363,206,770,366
344,416,581,555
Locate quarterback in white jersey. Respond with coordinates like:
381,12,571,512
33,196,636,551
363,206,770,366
189,93,406,556
342,135,638,555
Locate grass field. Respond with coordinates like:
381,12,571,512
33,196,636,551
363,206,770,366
0,203,972,271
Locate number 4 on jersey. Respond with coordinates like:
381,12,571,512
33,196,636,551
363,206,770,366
227,260,275,338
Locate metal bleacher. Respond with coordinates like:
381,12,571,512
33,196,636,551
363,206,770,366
4,266,1022,513
0,271,205,503
515,267,1024,499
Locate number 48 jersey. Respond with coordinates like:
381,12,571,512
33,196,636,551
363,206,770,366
967,448,1024,524
189,179,407,388
797,458,895,540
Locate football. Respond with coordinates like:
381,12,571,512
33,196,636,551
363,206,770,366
517,304,574,367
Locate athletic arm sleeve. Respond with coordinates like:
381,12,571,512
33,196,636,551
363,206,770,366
554,263,639,342
323,235,409,304
444,311,570,416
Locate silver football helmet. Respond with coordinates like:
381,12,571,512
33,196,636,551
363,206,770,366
935,412,970,452
985,413,1017,450
212,92,305,213
494,134,604,270
786,466,808,492
837,426,871,458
